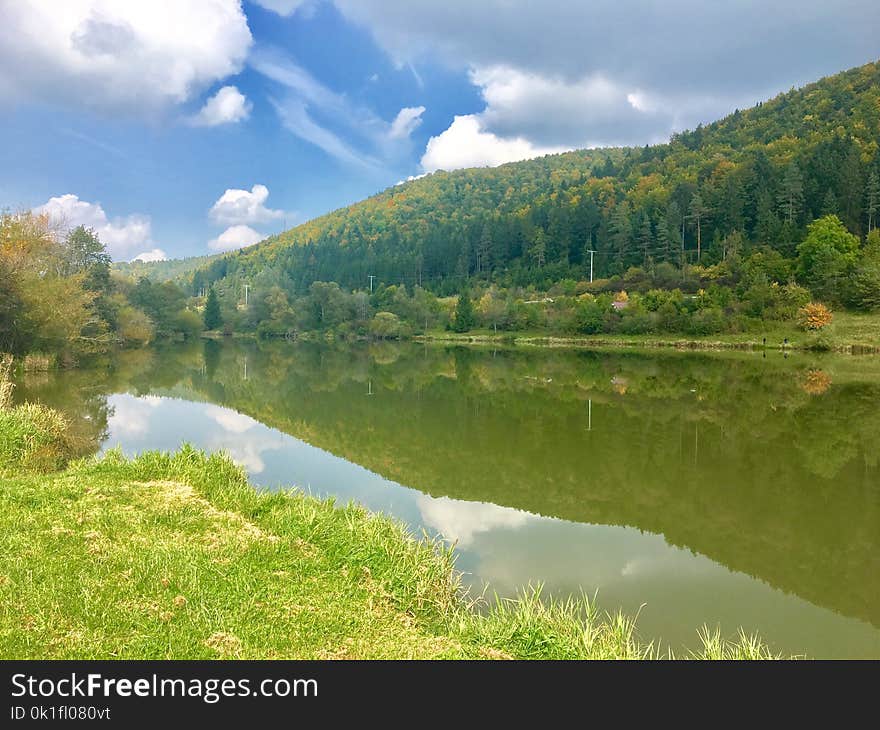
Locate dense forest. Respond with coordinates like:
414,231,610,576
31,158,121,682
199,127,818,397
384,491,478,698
184,61,879,310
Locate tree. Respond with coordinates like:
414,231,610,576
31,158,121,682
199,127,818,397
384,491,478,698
821,188,839,217
866,170,879,233
688,193,708,262
452,289,476,332
609,202,633,269
637,213,654,266
777,162,804,226
848,230,880,310
529,230,547,268
795,215,860,302
369,311,402,339
204,287,223,330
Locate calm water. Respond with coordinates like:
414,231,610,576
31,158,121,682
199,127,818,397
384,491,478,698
15,340,880,658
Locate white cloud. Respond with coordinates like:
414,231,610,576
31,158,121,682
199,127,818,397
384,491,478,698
209,184,285,226
417,495,534,548
205,404,256,434
388,106,425,140
133,248,168,263
419,65,685,172
252,47,418,168
189,85,252,127
0,0,252,115
473,66,670,148
208,225,264,252
421,115,564,172
34,194,152,261
331,0,877,152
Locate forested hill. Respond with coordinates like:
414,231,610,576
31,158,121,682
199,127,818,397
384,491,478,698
189,59,880,297
112,253,220,284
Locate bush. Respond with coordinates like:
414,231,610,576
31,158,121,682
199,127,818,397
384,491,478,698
798,302,833,330
0,403,74,474
370,311,403,339
687,307,726,335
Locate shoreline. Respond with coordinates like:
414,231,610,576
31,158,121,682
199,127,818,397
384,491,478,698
412,332,880,354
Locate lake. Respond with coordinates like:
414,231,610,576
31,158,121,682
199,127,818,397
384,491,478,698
15,339,880,658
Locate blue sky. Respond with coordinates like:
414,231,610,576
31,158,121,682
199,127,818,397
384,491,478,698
0,0,876,261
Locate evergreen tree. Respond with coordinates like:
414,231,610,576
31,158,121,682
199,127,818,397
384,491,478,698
609,203,632,269
777,161,804,225
452,288,476,332
866,169,879,233
688,193,708,262
203,287,223,330
637,213,654,266
821,188,839,217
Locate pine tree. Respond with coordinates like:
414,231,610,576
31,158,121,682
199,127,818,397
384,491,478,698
665,200,684,264
656,214,671,263
821,188,839,217
637,213,654,267
777,161,804,225
452,288,476,332
529,230,547,268
609,203,632,269
688,193,708,262
204,286,223,331
866,169,879,233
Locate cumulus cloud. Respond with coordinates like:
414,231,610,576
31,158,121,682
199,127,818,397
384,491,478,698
204,404,256,434
421,115,564,172
333,0,878,158
34,194,152,261
189,85,252,127
133,248,168,263
388,106,425,140
208,225,264,252
417,495,534,547
0,0,252,115
209,184,285,226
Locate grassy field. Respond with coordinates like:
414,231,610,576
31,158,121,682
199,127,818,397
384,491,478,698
416,311,880,353
0,390,781,659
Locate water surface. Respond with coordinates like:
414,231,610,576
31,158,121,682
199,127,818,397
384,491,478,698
16,340,880,658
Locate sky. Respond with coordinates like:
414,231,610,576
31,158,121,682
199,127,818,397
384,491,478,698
0,1,877,262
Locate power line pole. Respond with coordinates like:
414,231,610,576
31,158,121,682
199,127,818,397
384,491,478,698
368,275,376,293
243,284,250,307
586,249,596,283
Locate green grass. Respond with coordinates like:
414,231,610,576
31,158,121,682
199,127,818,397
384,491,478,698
416,311,880,353
0,402,783,659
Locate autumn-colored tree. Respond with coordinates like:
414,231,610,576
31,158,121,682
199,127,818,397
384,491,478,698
798,302,833,330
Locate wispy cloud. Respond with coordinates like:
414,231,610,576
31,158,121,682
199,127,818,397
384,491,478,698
269,96,378,169
251,46,421,169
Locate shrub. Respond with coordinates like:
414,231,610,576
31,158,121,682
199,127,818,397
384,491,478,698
798,302,833,330
687,307,726,335
370,311,403,339
0,354,13,408
0,403,74,474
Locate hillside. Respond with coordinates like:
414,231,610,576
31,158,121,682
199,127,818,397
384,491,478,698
185,60,879,300
112,253,222,284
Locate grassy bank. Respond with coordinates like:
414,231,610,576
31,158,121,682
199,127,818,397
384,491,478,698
414,311,880,353
0,396,780,659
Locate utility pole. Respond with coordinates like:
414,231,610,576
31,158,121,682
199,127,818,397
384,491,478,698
243,284,250,307
587,249,596,283
368,275,376,293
